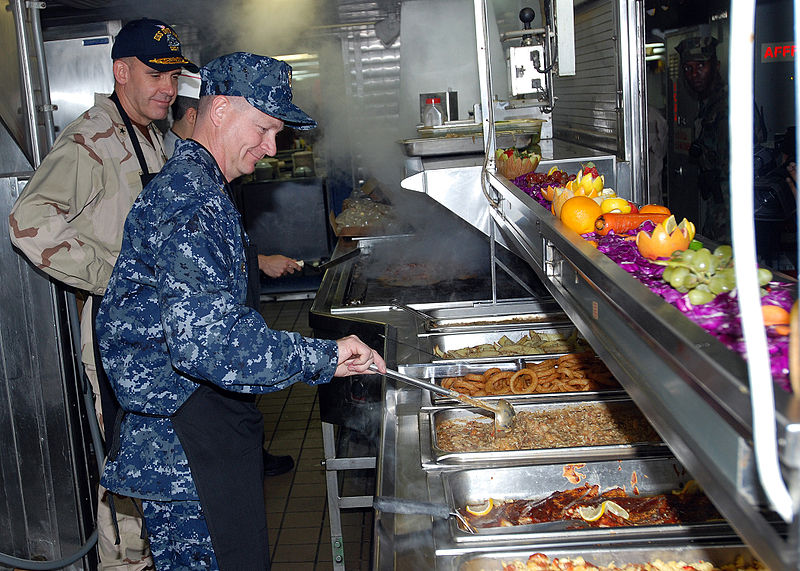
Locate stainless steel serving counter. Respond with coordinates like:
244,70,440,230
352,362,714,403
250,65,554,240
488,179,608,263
309,230,768,570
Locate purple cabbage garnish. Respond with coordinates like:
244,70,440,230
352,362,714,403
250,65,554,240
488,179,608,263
591,231,796,392
513,170,797,392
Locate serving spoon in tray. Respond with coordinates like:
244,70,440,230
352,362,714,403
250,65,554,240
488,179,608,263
372,497,590,534
368,364,516,430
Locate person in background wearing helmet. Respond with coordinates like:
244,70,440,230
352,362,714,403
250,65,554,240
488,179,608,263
95,52,386,569
676,36,730,242
8,18,198,570
676,35,766,242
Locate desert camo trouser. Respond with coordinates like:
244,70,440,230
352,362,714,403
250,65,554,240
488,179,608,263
81,297,154,570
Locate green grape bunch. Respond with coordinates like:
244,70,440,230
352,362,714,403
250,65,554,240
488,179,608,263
657,245,772,305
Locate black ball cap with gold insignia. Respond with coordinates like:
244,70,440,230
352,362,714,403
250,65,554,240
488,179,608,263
112,18,199,73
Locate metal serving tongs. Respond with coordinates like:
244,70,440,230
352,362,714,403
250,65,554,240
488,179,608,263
373,497,477,534
373,497,590,534
368,364,516,430
390,299,434,328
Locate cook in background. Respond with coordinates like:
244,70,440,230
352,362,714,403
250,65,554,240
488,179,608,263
163,70,200,158
8,18,198,570
95,51,386,569
166,71,303,285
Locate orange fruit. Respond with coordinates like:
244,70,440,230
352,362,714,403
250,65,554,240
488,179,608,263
762,304,790,326
559,196,603,235
639,204,671,215
551,188,575,217
541,184,560,202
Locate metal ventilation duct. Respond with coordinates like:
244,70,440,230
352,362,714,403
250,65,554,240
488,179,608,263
47,0,120,8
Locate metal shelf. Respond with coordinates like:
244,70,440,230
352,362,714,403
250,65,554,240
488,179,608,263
485,170,799,570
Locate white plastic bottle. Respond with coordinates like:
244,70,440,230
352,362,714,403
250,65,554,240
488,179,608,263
423,97,444,127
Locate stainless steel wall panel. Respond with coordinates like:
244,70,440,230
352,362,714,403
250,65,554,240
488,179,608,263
0,120,33,175
44,35,115,136
552,0,618,152
337,0,383,22
322,0,403,188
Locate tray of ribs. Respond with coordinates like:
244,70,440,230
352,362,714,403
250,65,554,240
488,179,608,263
438,458,734,545
420,398,666,468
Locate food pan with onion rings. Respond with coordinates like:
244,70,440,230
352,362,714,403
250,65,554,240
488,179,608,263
400,351,624,407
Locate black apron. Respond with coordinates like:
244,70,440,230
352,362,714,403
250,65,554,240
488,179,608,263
171,384,268,570
170,195,270,569
91,94,160,447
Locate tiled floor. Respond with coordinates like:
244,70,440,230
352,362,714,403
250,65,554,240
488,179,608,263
257,299,375,571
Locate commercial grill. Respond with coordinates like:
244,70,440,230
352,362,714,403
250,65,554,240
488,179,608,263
337,235,550,310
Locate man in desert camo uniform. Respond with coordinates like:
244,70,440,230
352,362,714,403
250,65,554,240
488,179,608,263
8,17,197,570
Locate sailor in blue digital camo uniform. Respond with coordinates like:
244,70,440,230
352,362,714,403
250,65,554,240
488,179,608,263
96,52,386,570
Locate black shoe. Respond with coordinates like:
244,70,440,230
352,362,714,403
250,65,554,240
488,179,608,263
263,451,294,477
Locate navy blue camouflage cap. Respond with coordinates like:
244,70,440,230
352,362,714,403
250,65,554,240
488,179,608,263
112,18,198,72
199,52,316,130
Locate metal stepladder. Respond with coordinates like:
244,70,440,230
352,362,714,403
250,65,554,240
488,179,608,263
321,420,376,570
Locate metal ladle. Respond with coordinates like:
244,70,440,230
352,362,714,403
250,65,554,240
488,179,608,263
368,364,516,430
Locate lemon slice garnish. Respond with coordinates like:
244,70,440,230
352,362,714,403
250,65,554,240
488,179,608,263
465,498,493,516
603,500,629,520
577,500,629,522
547,165,560,176
600,197,630,214
577,504,605,521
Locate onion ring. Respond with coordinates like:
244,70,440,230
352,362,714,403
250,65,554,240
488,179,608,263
453,379,479,395
482,367,502,378
487,371,512,394
510,369,538,394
